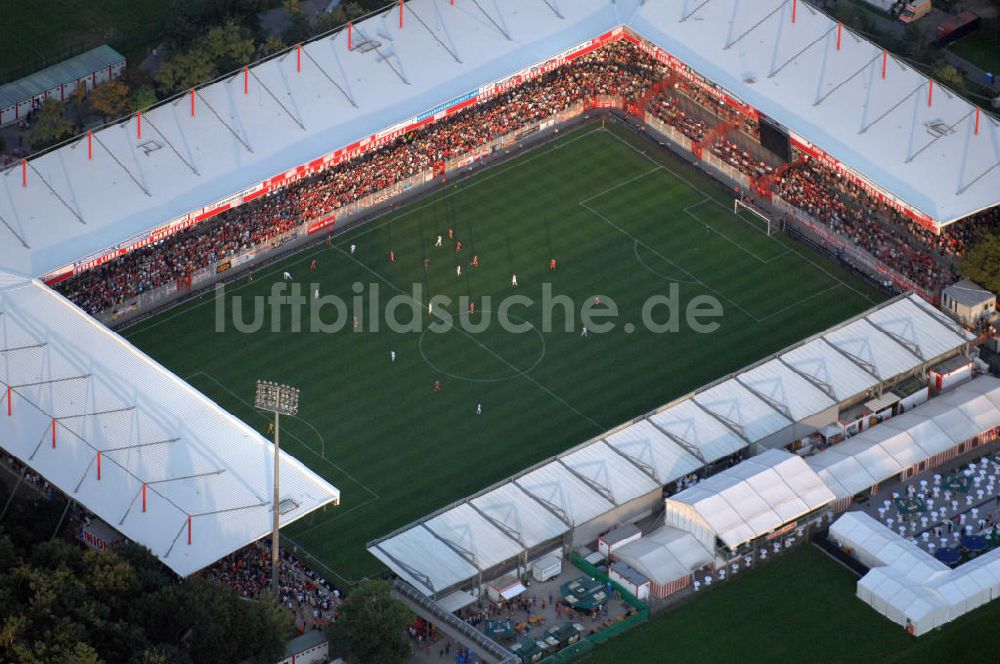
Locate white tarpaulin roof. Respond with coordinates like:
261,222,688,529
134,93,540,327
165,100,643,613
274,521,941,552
613,526,713,586
693,381,793,443
603,420,702,485
667,449,834,549
780,338,878,402
737,360,835,422
2,1,997,278
560,441,660,506
649,400,748,463
469,483,568,550
833,511,1000,636
809,377,1000,499
823,320,921,382
0,273,340,576
424,503,524,573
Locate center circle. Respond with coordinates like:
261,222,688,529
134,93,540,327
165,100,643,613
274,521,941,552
418,310,546,383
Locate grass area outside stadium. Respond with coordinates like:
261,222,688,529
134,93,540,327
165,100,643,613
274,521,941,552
586,544,999,664
123,122,885,586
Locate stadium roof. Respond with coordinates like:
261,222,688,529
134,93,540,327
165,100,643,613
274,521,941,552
808,376,1000,499
0,45,125,111
0,271,340,576
665,449,834,549
2,1,998,281
368,293,971,595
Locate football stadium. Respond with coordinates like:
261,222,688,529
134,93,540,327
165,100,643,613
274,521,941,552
2,1,1000,662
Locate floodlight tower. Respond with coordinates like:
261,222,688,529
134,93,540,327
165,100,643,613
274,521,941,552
254,380,300,595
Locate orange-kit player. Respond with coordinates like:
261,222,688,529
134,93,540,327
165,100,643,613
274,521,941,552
455,241,462,253
469,301,476,315
448,227,454,240
310,259,317,271
471,255,479,268
434,379,442,392
550,258,556,271
389,250,396,263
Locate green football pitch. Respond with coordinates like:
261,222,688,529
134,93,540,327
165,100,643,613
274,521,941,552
123,123,885,584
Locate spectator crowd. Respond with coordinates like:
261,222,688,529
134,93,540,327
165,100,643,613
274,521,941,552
50,39,999,313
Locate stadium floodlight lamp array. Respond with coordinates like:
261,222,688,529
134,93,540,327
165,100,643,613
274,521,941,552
254,379,300,595
254,380,300,416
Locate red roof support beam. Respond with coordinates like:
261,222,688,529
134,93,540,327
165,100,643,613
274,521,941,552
21,160,26,188
837,22,842,50
792,0,797,23
928,79,933,107
882,49,887,79
975,107,981,135
52,418,56,448
244,67,249,94
137,111,142,139
6,387,11,416
190,89,195,116
142,483,147,512
88,130,93,160
297,44,302,72
97,452,102,480
187,515,192,545
348,22,352,50
400,0,404,28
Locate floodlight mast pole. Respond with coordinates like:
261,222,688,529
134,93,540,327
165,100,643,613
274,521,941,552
272,408,280,594
255,380,300,597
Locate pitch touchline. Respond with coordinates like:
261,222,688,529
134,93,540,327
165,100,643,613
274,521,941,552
332,244,606,431
633,240,700,284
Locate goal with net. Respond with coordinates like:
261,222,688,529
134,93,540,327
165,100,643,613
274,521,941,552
734,198,776,236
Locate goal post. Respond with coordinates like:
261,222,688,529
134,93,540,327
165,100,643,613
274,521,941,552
734,198,774,236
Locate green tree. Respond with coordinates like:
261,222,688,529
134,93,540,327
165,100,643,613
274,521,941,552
960,233,1000,294
156,18,256,95
932,62,966,94
258,35,288,58
327,579,413,664
89,79,133,121
133,85,158,112
24,99,75,150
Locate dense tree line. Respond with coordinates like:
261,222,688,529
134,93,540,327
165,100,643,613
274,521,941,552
0,490,291,663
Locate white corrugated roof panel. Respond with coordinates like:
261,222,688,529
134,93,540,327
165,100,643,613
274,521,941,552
866,295,971,361
693,380,791,442
371,526,478,596
560,441,659,506
738,359,835,422
823,320,920,381
516,461,614,527
603,420,702,485
469,483,567,549
650,400,747,463
424,503,523,573
0,275,339,577
780,338,878,402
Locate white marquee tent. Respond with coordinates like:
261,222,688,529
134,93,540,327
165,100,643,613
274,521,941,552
832,511,1000,636
665,449,834,551
808,377,1000,500
612,525,714,595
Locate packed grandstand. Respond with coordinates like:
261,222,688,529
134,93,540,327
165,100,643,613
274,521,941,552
47,38,998,317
